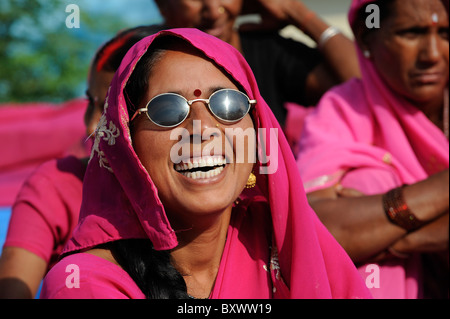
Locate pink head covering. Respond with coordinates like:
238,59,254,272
298,0,449,194
63,28,370,298
297,1,448,298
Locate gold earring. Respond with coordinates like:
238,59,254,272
245,172,256,188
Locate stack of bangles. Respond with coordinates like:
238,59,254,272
382,185,424,232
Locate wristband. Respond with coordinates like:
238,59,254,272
382,185,423,232
318,26,340,50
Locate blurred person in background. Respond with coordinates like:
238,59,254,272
296,0,448,298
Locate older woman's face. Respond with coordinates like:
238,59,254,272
131,48,254,225
365,0,448,107
156,0,243,44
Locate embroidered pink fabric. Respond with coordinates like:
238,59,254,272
48,28,370,298
296,0,449,298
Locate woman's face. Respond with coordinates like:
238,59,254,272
363,0,448,108
131,48,255,227
156,0,243,44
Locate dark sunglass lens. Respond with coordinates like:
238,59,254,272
147,94,189,127
209,90,249,122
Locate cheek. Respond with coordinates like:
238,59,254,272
223,0,243,17
86,108,103,136
132,129,172,172
226,116,256,163
168,3,201,27
372,41,415,86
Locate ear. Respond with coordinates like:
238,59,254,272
353,21,374,55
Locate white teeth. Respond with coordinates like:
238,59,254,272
174,156,226,179
174,156,226,172
180,166,224,180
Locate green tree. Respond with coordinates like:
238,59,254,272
0,0,131,103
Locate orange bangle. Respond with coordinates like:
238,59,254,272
382,185,423,232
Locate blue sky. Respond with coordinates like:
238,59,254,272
81,0,163,26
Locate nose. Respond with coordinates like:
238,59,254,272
202,0,223,20
187,99,218,125
183,100,221,157
418,33,441,65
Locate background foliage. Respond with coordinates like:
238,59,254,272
0,0,160,103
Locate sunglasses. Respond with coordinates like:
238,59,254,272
130,89,256,127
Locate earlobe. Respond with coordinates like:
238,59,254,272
354,25,373,59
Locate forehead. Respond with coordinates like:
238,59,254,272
388,0,448,25
148,49,238,93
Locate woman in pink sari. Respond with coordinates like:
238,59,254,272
40,28,370,299
296,0,448,298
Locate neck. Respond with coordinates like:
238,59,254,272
170,208,232,298
410,89,448,138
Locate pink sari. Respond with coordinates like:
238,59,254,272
57,28,370,299
0,99,88,206
296,0,449,298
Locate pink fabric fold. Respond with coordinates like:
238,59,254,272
296,0,449,298
0,99,88,206
59,28,370,298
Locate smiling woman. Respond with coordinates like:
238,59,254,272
40,28,371,299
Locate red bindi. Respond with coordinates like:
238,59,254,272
194,89,202,97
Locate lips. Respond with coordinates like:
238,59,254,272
174,155,226,180
411,71,445,84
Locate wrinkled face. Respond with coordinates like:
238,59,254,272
362,0,448,107
156,0,243,43
85,68,115,137
131,48,255,227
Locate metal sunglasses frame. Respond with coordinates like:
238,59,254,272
130,88,257,127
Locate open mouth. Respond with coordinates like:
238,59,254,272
174,156,226,180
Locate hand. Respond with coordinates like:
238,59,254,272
335,184,365,198
255,0,292,21
390,213,449,254
239,0,297,32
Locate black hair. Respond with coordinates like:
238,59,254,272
93,25,163,73
105,239,189,299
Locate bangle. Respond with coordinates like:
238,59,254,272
317,26,340,50
382,185,423,232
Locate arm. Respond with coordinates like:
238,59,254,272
0,247,47,298
390,213,449,254
307,169,449,264
252,0,361,102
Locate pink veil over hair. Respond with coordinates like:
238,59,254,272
62,28,370,298
297,0,449,298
